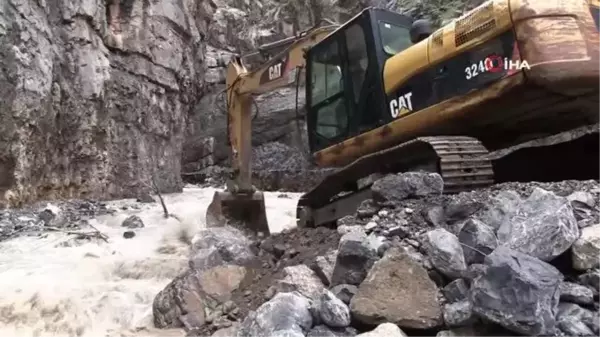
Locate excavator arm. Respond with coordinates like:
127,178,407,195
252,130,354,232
205,25,337,234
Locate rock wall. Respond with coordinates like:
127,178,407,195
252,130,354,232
0,0,204,207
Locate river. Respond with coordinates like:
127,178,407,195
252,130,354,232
0,186,300,337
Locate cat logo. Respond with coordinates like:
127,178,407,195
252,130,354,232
389,92,413,118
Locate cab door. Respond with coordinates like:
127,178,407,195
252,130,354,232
306,37,352,152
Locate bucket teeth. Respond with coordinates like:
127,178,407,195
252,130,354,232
205,191,270,236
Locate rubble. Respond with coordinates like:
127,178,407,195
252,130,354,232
164,175,600,337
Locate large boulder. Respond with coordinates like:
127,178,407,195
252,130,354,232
153,270,207,330
237,292,313,337
189,226,256,270
350,248,443,329
424,228,467,279
496,188,580,261
330,231,379,286
571,224,600,271
470,246,563,335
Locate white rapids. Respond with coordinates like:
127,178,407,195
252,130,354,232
0,186,301,337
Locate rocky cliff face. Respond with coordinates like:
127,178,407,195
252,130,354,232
0,0,204,207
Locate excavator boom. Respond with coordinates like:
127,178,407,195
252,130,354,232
205,25,338,235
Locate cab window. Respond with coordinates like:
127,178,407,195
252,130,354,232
309,40,349,140
378,21,412,56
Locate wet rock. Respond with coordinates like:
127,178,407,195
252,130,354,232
136,193,155,203
330,284,358,305
318,289,351,328
198,265,246,304
426,206,446,227
191,226,256,267
238,292,312,337
350,247,443,329
371,172,443,203
470,246,563,335
571,224,600,271
442,279,469,303
123,231,135,239
443,300,476,327
189,247,227,271
121,215,145,229
330,231,378,286
424,228,467,279
497,188,580,261
355,323,408,337
463,263,487,281
559,282,594,305
307,325,358,337
153,270,206,329
275,264,325,301
457,218,497,264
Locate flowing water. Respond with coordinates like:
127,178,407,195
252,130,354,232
0,186,301,337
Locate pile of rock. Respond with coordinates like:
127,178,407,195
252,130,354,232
152,173,600,337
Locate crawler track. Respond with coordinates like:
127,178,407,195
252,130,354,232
296,136,495,227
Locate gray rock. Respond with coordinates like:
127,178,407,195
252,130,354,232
330,231,378,286
477,190,522,230
424,228,467,279
443,300,476,327
123,231,136,239
237,292,312,337
319,289,351,328
457,218,497,264
578,269,600,289
556,302,599,336
189,246,226,271
212,323,240,337
568,191,596,208
121,215,144,229
571,224,600,271
355,323,407,337
558,319,594,336
442,279,469,304
153,270,206,329
276,264,325,301
313,250,337,286
497,187,580,261
470,246,563,335
330,284,358,305
191,226,256,266
371,172,443,203
559,282,594,305
357,199,380,219
307,325,358,337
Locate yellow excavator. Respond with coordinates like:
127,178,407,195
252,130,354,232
206,0,600,235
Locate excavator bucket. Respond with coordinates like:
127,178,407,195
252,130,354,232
205,190,270,235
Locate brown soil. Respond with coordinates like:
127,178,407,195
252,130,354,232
232,226,340,316
189,226,340,336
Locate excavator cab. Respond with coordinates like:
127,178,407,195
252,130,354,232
305,8,430,153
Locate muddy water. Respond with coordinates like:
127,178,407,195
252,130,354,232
0,186,301,337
